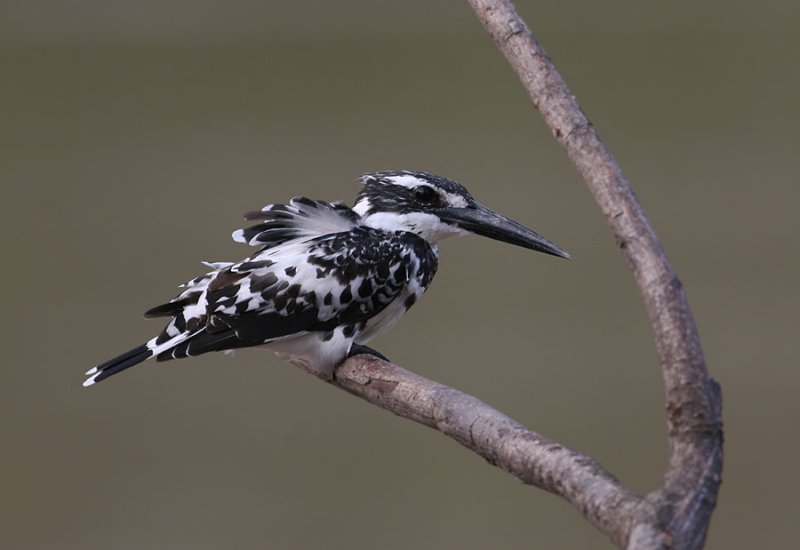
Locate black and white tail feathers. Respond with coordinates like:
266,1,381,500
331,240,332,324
85,263,238,385
83,344,152,386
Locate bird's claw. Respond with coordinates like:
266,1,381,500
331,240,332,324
347,344,390,363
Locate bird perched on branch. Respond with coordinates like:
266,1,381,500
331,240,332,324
84,171,569,386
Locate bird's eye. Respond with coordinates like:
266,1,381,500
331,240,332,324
414,186,439,203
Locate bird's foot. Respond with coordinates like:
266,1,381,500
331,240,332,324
347,344,390,363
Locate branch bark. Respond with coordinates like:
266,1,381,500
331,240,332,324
322,2,722,549
463,1,723,547
333,356,640,545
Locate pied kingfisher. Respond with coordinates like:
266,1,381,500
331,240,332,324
84,171,569,386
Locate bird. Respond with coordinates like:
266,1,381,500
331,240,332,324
84,170,569,387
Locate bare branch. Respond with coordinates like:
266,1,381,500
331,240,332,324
328,355,639,546
462,1,722,547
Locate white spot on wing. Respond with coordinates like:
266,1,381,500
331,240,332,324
352,197,371,216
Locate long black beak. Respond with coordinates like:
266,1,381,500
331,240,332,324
439,203,570,259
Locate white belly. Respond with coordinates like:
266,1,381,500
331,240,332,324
263,329,350,380
356,288,419,344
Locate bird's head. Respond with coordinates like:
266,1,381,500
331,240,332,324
353,170,569,258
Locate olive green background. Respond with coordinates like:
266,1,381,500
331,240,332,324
2,1,797,548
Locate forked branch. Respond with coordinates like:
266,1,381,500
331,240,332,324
326,1,722,549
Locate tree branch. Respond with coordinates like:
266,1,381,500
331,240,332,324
331,355,640,545
463,1,723,547
306,2,722,549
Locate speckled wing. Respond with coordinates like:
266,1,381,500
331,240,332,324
84,198,360,385
149,225,438,361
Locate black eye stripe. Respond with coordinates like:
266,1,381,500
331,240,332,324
414,186,439,203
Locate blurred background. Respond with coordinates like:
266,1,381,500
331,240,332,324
2,1,798,548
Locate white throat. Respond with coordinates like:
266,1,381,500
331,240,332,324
359,210,469,244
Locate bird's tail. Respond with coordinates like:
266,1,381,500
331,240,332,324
84,329,204,387
83,343,153,387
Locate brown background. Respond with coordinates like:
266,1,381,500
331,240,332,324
2,1,798,548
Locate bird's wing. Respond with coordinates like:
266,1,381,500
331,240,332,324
232,196,360,248
146,225,437,361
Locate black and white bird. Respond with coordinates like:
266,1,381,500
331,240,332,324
84,171,568,387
